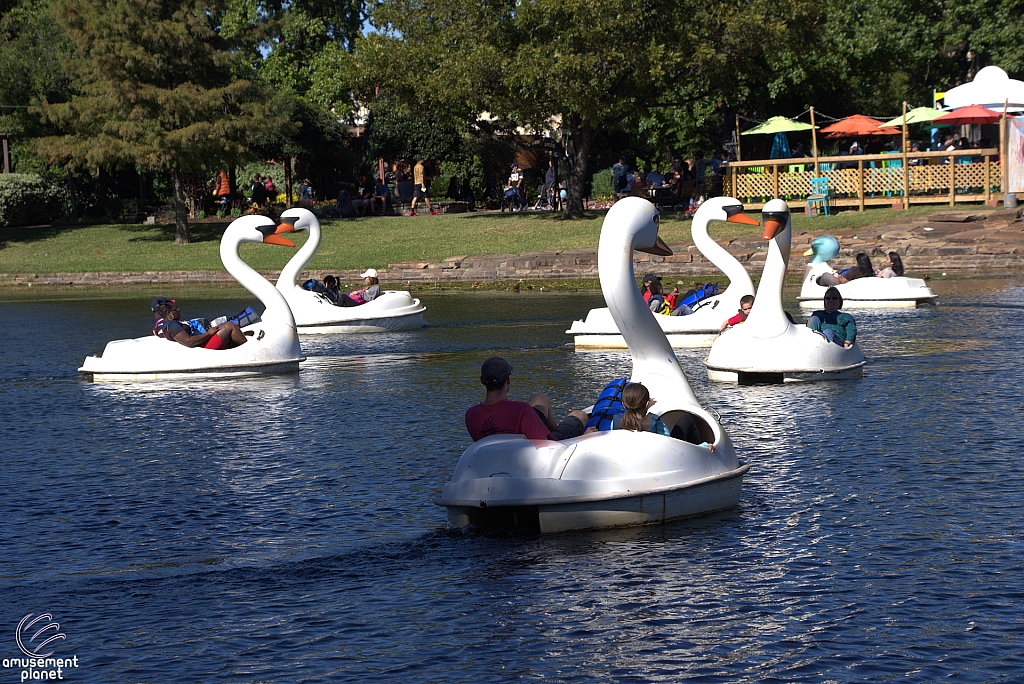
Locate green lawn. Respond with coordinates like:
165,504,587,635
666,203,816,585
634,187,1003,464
0,204,1000,274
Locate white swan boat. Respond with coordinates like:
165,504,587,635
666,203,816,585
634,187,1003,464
436,197,748,533
276,207,426,333
798,235,937,308
79,215,305,381
705,199,866,383
567,197,760,349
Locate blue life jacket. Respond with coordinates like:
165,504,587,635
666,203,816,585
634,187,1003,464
584,377,629,431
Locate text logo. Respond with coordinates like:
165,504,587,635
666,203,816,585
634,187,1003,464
15,615,65,658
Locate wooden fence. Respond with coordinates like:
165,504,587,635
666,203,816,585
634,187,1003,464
723,149,1010,211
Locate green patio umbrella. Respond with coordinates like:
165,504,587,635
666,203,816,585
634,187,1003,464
741,116,817,135
877,107,946,128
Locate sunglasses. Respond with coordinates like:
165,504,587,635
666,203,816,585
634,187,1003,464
824,296,840,301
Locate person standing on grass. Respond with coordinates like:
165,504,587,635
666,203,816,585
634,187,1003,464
410,157,438,216
611,156,630,200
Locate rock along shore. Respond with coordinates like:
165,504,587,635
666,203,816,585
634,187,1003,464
3,209,1022,288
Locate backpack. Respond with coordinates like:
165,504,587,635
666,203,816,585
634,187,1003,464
678,282,720,310
302,278,327,294
227,306,260,327
584,377,629,431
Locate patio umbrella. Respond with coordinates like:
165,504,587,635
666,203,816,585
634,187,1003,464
932,105,1005,125
820,114,900,138
741,116,816,135
878,107,947,128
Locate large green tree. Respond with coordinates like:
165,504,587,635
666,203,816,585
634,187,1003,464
360,0,708,216
0,0,72,172
34,0,291,243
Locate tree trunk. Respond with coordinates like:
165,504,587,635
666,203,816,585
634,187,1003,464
284,156,293,208
561,125,593,218
66,172,79,220
171,167,192,244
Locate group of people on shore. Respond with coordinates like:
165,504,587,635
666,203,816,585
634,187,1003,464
212,172,314,210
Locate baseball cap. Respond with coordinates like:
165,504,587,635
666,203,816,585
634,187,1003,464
480,356,513,386
641,273,661,285
360,268,378,278
151,296,175,312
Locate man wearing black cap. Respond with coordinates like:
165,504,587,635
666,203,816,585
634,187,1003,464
641,273,661,303
465,356,588,442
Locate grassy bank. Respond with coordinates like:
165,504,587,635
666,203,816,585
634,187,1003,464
0,204,998,275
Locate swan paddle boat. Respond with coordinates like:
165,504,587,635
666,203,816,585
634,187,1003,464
567,196,760,349
705,199,866,383
798,235,937,308
435,197,748,533
276,207,426,333
79,215,305,381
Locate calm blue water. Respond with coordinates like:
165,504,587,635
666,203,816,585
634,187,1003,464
2,280,1023,682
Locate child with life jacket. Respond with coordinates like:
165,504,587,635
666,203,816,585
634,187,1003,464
583,380,667,434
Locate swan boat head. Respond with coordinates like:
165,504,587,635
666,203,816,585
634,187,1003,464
805,235,840,264
220,214,298,332
276,207,320,290
690,196,760,296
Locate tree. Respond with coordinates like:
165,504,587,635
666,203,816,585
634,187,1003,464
361,0,711,216
0,0,72,172
34,0,292,243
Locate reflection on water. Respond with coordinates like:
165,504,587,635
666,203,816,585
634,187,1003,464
1,277,1023,681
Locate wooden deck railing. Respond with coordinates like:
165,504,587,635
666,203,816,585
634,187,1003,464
723,149,1006,211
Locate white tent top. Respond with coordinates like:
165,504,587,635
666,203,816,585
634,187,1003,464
944,66,1024,112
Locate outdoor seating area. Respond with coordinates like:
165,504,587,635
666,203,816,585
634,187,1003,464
724,148,1004,211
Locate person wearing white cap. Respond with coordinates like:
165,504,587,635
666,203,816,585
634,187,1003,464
331,268,382,307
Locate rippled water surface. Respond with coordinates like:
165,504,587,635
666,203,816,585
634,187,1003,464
2,279,1023,682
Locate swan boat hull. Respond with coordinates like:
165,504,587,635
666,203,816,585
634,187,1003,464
436,432,748,534
799,268,937,309
568,306,723,349
288,290,427,334
79,323,304,381
292,288,428,333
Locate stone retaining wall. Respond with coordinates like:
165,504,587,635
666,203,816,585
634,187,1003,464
3,210,1021,288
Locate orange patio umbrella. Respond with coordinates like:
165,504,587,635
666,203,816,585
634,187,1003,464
932,105,1005,125
819,114,901,138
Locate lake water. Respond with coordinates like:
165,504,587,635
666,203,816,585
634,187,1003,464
2,279,1023,682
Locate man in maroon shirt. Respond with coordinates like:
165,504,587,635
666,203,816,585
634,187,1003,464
465,356,588,442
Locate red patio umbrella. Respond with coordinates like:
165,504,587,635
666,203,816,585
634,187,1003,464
932,105,1005,125
819,114,901,138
